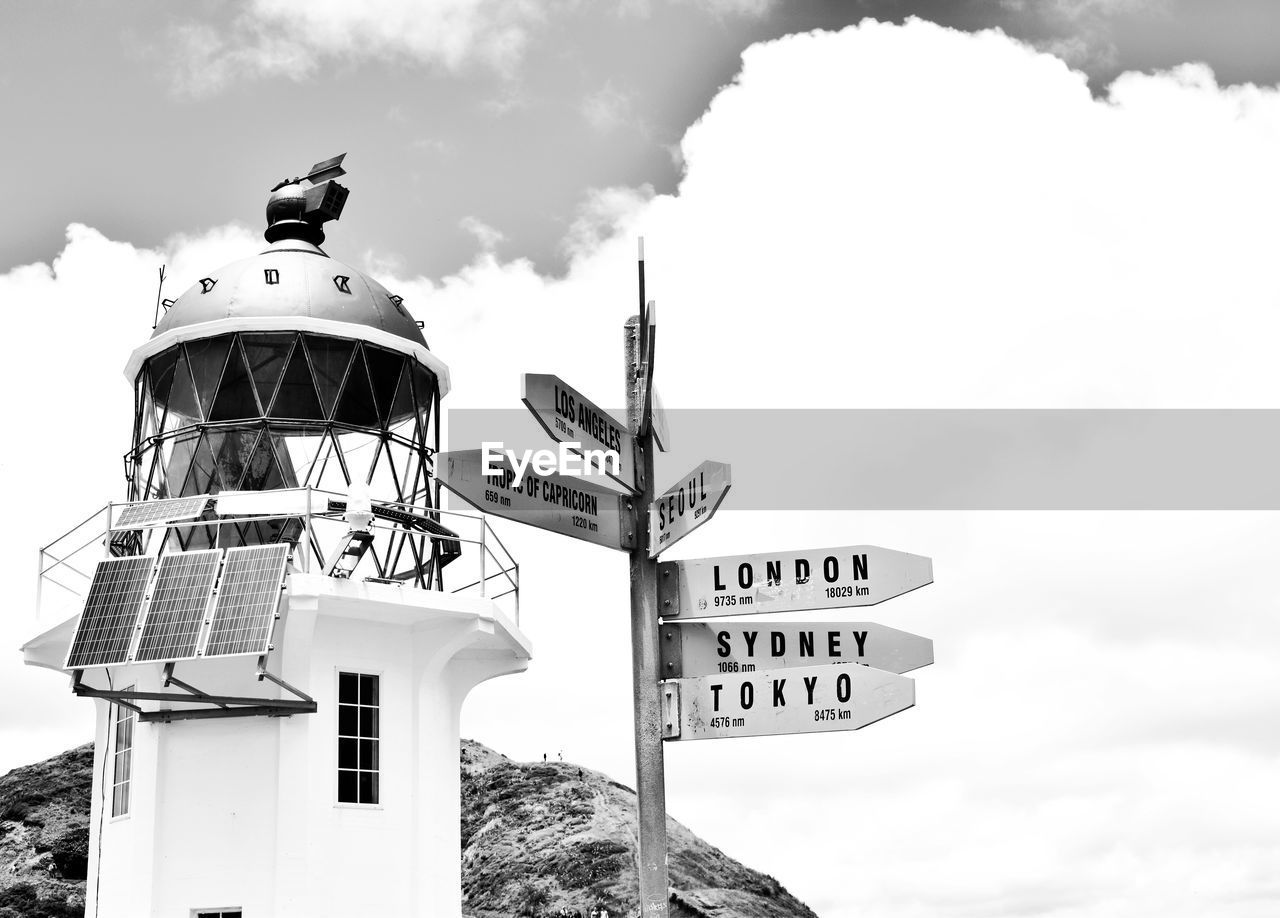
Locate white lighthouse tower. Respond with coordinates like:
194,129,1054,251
23,156,531,918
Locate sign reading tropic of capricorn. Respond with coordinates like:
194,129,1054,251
439,241,936,915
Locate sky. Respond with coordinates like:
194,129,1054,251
4,4,1280,918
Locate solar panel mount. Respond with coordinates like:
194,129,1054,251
133,549,222,664
202,544,291,658
66,556,157,669
116,495,210,529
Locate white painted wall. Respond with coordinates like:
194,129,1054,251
64,577,531,918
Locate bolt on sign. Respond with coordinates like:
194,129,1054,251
662,665,915,741
521,373,638,493
660,622,934,679
658,544,932,619
439,448,635,551
648,460,732,559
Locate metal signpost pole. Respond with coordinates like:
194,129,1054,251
625,313,669,916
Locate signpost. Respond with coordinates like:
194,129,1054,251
449,238,935,914
648,460,732,559
662,666,915,741
438,448,635,551
658,545,932,618
521,373,638,492
624,311,669,918
660,621,934,679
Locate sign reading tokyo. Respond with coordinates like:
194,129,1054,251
521,374,637,492
660,622,934,679
440,449,635,551
649,460,731,559
662,666,914,741
659,545,932,619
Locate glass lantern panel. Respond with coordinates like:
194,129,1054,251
180,432,220,496
386,362,417,434
271,344,324,420
164,349,202,432
186,336,233,421
333,347,379,428
163,433,201,499
303,336,355,420
209,340,262,421
364,346,403,427
411,364,437,433
242,333,295,415
147,349,179,409
334,431,381,490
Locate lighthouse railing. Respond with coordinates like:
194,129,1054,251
36,489,521,627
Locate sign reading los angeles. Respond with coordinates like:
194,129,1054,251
660,621,934,679
659,544,932,618
649,460,732,558
439,449,635,551
662,665,915,741
521,373,638,492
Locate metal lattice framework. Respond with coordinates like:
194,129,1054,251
125,331,444,585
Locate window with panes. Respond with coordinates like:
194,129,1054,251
111,692,136,818
337,672,379,804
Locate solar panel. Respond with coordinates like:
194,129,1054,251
132,549,222,663
202,544,290,657
116,495,210,529
65,556,156,669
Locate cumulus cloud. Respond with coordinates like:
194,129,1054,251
459,215,506,252
582,80,636,133
168,0,543,96
10,18,1280,918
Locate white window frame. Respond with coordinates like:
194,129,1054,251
110,689,136,820
334,668,382,808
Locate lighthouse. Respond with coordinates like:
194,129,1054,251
23,156,531,917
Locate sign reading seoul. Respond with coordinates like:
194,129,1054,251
648,460,731,559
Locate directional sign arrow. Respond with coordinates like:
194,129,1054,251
521,373,638,492
661,665,915,741
650,386,670,452
658,544,932,619
640,300,657,433
439,449,635,551
648,460,731,559
659,621,934,679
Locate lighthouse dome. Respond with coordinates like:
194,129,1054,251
126,240,449,394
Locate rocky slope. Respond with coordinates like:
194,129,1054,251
0,742,816,918
0,744,92,917
460,740,816,918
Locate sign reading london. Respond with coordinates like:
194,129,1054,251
522,373,637,492
662,665,915,741
659,544,932,618
649,460,732,558
660,622,934,679
440,449,635,551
